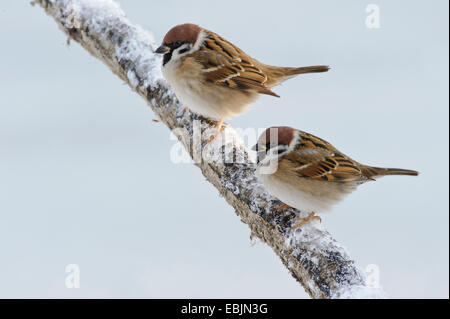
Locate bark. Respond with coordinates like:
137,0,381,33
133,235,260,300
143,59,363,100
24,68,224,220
34,0,385,299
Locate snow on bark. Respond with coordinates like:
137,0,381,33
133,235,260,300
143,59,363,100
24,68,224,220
35,0,386,299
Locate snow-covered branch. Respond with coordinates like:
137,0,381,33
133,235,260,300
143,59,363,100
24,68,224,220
35,0,385,299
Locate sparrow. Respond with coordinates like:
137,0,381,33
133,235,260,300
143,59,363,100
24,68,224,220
252,126,419,229
155,23,329,139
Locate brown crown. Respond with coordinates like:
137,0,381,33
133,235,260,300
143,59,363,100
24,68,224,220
163,23,202,45
258,126,295,146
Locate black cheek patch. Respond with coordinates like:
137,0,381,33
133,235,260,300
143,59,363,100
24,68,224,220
162,42,189,66
163,51,173,66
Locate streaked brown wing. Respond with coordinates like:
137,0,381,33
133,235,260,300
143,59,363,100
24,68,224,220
284,131,368,182
190,32,279,97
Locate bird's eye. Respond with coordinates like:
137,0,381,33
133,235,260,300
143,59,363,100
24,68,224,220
172,41,182,48
179,46,190,54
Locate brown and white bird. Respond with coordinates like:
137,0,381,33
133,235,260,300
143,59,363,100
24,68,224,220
155,24,329,137
252,126,419,229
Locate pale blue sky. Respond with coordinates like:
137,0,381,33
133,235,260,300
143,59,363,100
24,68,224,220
0,1,448,298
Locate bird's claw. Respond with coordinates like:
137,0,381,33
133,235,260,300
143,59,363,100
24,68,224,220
292,212,321,230
275,203,291,211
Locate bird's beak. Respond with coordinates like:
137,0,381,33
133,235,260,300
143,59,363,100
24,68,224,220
251,144,258,151
155,45,170,54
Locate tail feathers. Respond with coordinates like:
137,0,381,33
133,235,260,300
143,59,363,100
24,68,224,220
362,166,419,179
286,65,330,75
264,65,330,87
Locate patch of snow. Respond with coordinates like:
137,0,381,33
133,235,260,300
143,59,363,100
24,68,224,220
332,285,387,299
127,69,139,88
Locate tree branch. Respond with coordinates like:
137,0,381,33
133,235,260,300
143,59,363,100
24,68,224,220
35,0,385,299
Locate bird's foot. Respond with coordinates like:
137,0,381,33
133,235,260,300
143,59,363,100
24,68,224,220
205,118,225,148
275,203,291,211
292,212,321,230
205,129,224,148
